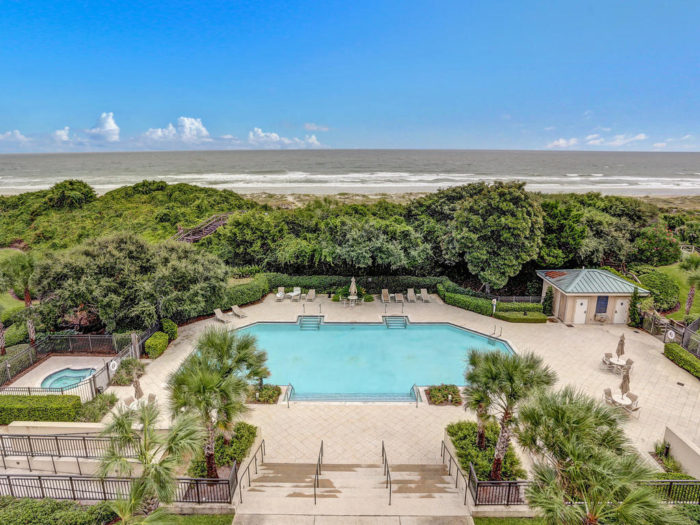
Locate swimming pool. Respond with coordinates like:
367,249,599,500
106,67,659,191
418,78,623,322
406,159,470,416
41,367,96,389
237,322,511,400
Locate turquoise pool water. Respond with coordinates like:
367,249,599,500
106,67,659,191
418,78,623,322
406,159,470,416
237,322,511,399
41,367,95,389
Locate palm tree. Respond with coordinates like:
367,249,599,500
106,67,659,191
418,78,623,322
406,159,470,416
527,443,687,525
463,350,493,450
99,401,205,513
466,350,556,480
0,252,37,344
680,253,700,316
109,480,171,525
169,351,249,478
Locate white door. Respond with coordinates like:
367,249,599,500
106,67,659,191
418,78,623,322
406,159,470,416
613,299,629,324
573,299,587,324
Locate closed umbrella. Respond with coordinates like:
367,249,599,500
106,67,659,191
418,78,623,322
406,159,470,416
349,277,357,297
616,334,625,359
620,369,630,396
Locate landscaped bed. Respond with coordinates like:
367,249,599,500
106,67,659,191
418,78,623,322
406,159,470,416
188,422,258,478
425,384,462,406
247,384,282,404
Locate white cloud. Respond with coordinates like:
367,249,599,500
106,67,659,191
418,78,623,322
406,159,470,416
681,134,693,140
585,134,604,145
145,123,177,140
0,130,29,142
248,127,322,149
605,133,647,147
544,126,556,131
583,110,593,119
546,137,578,149
653,142,667,148
304,122,329,132
52,126,71,142
86,112,120,142
144,117,211,143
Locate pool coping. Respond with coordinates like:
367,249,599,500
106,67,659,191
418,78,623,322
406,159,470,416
234,318,519,404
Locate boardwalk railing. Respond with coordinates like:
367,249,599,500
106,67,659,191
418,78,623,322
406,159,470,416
0,473,232,504
0,434,137,459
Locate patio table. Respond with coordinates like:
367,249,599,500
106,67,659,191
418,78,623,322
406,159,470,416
612,393,632,407
609,356,627,367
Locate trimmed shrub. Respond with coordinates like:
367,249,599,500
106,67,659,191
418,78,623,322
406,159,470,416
111,357,145,386
664,343,700,379
495,301,542,313
0,305,24,326
224,273,270,306
188,422,258,477
363,294,374,302
639,271,680,311
494,311,548,323
426,384,462,406
144,331,168,359
446,421,526,480
0,395,81,425
442,289,492,316
0,497,116,525
248,384,282,404
161,318,178,341
542,286,554,316
76,393,118,423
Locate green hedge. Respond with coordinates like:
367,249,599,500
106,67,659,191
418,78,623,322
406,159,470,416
495,301,543,313
161,318,178,341
189,422,258,477
664,343,700,379
439,285,492,316
223,273,270,306
0,395,81,425
0,497,116,525
494,311,548,323
144,331,168,358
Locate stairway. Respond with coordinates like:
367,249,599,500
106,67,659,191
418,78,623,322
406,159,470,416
234,461,469,520
384,316,408,329
298,315,323,330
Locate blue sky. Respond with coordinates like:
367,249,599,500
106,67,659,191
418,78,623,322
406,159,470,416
1,1,698,152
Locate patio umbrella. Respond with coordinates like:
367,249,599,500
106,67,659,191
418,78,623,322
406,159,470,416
616,334,626,359
349,277,357,296
620,369,630,396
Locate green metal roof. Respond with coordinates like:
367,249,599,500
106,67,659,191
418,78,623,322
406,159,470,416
536,269,649,295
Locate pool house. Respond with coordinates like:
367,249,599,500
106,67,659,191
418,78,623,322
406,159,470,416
537,268,650,325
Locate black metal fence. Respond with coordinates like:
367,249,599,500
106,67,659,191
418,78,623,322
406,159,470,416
0,473,234,504
642,313,700,357
0,434,137,459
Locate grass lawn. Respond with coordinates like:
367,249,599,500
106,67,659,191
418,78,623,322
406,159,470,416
474,518,544,525
168,515,234,525
656,263,698,321
0,248,24,314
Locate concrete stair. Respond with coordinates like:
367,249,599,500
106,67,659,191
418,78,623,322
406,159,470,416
234,461,470,520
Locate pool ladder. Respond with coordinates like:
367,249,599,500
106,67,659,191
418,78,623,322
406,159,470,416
384,316,408,329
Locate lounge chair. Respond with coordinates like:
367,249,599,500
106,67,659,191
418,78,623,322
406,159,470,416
420,289,431,302
275,287,286,301
381,289,390,303
407,288,417,303
232,305,247,318
395,293,404,303
306,289,316,302
214,308,233,324
603,388,614,405
289,287,301,302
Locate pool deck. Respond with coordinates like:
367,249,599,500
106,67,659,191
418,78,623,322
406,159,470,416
107,293,700,467
9,355,111,389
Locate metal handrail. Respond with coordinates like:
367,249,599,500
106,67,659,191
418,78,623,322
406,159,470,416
237,439,266,503
440,440,469,505
381,440,392,505
283,383,295,408
313,440,324,504
410,384,421,408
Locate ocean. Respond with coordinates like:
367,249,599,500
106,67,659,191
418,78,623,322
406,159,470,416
1,149,699,196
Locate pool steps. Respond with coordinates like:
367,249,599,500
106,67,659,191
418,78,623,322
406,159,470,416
291,392,416,402
298,315,323,330
383,316,408,329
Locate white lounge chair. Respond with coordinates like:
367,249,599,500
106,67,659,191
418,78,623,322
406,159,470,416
275,287,286,301
381,289,390,303
420,289,431,302
306,289,316,302
289,287,301,302
214,308,233,324
407,288,417,302
395,293,404,304
232,305,247,318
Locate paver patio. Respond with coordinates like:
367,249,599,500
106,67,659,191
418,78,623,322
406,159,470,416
107,293,700,467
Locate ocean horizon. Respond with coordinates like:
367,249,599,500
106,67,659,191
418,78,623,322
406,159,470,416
1,149,699,196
